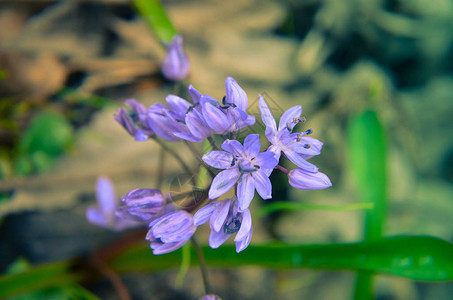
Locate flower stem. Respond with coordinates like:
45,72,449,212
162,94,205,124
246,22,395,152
275,164,289,174
152,137,197,186
184,141,216,178
156,147,165,189
191,236,211,294
207,136,219,150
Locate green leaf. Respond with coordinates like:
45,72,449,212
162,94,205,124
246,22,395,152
110,236,453,282
0,262,79,298
175,242,191,287
132,0,177,43
2,236,452,298
258,202,374,216
19,112,73,158
348,110,388,298
348,110,387,240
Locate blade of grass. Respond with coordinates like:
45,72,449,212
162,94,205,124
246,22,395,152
2,236,453,298
348,110,387,299
131,0,177,43
258,202,374,216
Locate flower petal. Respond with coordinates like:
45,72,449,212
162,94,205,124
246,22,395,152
208,169,240,199
152,240,187,255
221,139,244,156
225,77,248,111
235,226,252,253
166,94,191,116
278,105,302,132
193,202,217,226
283,149,319,172
86,207,107,228
188,84,201,104
288,169,332,190
258,95,277,136
252,170,272,199
161,35,190,81
253,151,278,169
243,134,260,158
210,198,231,232
234,208,252,242
96,177,116,215
201,98,230,133
202,151,234,169
209,229,231,249
237,174,255,211
294,136,323,159
186,109,212,140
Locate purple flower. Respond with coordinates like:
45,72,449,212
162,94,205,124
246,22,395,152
86,177,143,231
203,134,278,211
146,210,196,255
200,77,255,134
147,88,214,142
259,95,322,172
200,294,222,300
288,168,332,190
193,198,252,253
121,189,166,221
114,99,153,141
162,35,190,81
147,101,186,142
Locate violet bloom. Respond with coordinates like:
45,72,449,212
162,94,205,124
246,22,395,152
162,35,190,81
288,168,332,190
114,99,153,141
200,77,255,134
200,294,222,300
86,177,143,231
146,210,196,255
203,134,278,211
259,95,322,172
193,198,252,253
147,86,213,142
120,189,166,221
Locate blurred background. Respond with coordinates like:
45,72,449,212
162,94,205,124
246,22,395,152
0,0,453,299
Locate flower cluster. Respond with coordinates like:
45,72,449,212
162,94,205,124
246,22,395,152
87,75,331,255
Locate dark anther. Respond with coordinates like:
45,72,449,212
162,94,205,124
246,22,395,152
231,156,237,167
303,144,311,149
224,217,241,234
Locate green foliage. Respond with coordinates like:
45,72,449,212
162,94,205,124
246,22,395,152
1,236,452,298
1,259,98,300
14,112,73,175
348,110,387,240
19,112,73,157
348,110,387,299
258,202,373,216
132,0,177,43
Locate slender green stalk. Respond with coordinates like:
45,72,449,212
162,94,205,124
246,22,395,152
131,0,177,43
258,202,374,216
152,137,196,186
348,110,387,299
191,237,211,294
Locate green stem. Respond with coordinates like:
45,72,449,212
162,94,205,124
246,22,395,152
152,137,196,186
191,237,211,294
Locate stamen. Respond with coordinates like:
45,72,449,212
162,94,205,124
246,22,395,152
286,122,292,132
231,156,237,167
238,163,258,174
303,144,311,149
305,128,312,135
224,217,241,234
293,116,306,124
296,134,302,142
